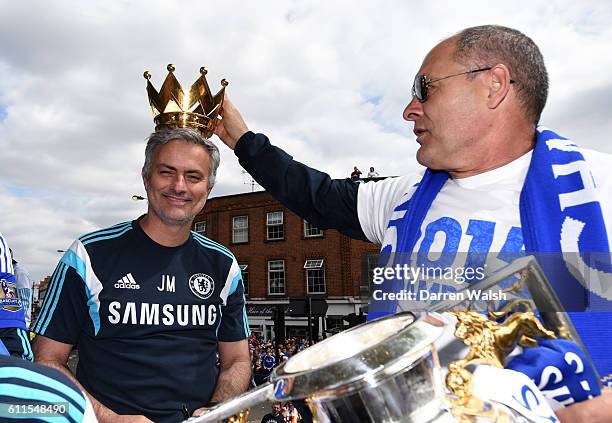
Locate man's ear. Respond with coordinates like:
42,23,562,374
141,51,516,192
487,64,513,109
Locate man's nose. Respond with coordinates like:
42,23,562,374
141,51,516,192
171,174,187,191
403,97,423,121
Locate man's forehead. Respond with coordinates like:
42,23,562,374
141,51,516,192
153,139,210,168
417,38,459,74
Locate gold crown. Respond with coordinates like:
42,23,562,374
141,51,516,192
144,64,228,138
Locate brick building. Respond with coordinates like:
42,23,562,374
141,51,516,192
192,190,380,340
30,275,51,329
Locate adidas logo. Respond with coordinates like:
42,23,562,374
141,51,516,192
115,273,140,290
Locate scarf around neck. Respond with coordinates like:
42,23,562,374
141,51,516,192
368,127,612,384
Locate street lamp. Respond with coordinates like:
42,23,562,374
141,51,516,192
132,195,147,201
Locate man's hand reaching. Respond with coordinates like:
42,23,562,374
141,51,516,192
214,95,249,150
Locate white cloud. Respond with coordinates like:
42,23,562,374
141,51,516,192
1,0,611,280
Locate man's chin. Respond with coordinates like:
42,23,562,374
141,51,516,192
156,211,194,227
415,150,438,169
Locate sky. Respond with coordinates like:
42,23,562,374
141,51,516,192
1,0,612,282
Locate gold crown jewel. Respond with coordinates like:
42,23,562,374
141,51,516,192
144,64,228,138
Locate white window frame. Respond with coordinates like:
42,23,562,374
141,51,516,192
305,258,326,294
239,263,249,296
194,220,207,235
232,216,249,243
304,259,324,269
268,260,286,295
366,253,379,285
266,211,284,240
304,220,324,238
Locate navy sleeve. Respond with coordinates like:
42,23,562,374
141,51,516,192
234,132,368,241
32,264,87,345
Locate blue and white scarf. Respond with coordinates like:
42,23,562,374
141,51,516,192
368,128,612,394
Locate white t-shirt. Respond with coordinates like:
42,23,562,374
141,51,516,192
357,148,612,292
413,151,530,259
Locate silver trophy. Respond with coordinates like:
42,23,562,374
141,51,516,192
186,312,457,422
185,256,596,422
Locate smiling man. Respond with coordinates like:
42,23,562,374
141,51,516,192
31,128,251,423
215,25,612,422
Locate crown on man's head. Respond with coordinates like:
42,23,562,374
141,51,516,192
144,64,227,138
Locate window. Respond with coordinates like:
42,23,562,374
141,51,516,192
266,211,284,240
362,253,380,296
305,259,325,294
326,316,344,334
232,216,248,243
304,259,324,269
304,220,323,238
268,260,285,295
194,220,207,235
239,264,249,296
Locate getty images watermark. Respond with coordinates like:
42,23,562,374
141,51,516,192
370,263,508,303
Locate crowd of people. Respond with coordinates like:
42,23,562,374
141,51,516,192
249,335,312,385
248,335,314,423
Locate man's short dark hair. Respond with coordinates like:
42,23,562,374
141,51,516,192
453,25,549,124
142,128,220,187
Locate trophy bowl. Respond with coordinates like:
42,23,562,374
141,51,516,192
187,312,454,423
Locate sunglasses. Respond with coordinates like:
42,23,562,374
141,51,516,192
412,67,496,102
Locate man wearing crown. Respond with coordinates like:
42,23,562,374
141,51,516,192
214,25,612,421
32,65,251,422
